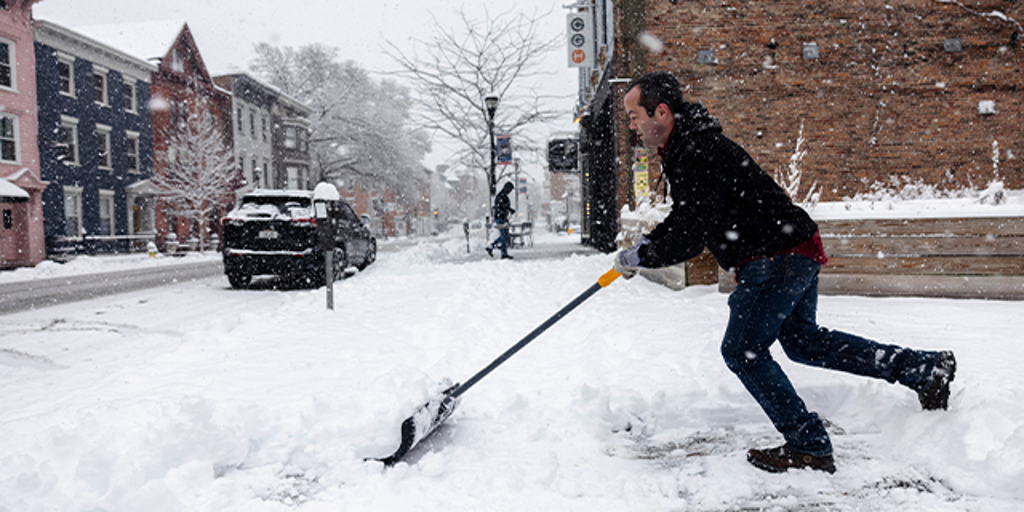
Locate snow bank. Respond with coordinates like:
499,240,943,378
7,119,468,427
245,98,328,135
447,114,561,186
0,231,1022,510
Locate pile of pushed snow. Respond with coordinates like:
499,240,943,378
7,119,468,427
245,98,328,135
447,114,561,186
0,251,220,284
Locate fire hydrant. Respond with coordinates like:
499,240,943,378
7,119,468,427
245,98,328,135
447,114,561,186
147,241,158,258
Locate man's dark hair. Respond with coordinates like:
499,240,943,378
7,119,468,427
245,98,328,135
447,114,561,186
626,71,686,117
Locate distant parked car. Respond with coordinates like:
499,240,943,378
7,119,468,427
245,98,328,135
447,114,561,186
220,189,376,289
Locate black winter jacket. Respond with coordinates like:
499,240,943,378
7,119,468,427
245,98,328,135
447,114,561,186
638,103,819,271
493,188,515,224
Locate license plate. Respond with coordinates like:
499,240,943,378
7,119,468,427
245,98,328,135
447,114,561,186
258,229,279,239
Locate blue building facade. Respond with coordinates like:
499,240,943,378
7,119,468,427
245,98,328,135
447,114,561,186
33,20,158,254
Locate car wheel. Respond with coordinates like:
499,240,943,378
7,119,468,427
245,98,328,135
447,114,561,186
227,272,251,289
358,239,377,270
332,247,348,280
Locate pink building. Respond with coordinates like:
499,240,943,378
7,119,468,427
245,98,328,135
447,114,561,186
0,0,46,269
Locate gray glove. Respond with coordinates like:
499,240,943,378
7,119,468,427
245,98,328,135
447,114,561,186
614,245,643,279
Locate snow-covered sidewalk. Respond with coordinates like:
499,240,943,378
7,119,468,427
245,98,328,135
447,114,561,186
1,229,1022,510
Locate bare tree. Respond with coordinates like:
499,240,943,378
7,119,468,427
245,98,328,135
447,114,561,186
383,6,564,202
250,43,430,206
152,101,237,251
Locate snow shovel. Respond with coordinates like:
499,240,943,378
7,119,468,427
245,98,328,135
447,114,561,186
375,268,623,466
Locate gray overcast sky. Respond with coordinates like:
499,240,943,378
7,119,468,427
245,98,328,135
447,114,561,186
33,0,579,174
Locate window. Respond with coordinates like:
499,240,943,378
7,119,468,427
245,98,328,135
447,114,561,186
170,99,187,127
96,125,112,169
57,55,75,96
287,166,303,189
261,116,268,142
58,116,79,165
123,80,136,112
237,107,243,133
98,190,115,236
171,48,184,72
0,114,17,163
0,38,13,90
249,110,256,138
64,186,83,237
285,126,298,149
126,131,140,173
3,209,11,230
93,68,108,105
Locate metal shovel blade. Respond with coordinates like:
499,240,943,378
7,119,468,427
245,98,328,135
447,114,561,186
376,382,460,466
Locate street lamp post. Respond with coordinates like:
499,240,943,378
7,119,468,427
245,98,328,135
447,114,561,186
484,93,500,207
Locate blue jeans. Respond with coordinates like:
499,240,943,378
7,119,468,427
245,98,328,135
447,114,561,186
490,226,510,256
722,254,942,456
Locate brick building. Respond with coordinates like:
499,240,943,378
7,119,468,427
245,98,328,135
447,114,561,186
577,0,1022,250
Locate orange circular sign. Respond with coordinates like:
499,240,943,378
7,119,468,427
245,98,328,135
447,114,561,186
571,49,587,64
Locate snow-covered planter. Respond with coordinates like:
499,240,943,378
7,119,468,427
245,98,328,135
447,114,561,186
165,233,179,254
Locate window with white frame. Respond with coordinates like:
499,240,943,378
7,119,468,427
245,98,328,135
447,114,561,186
123,79,136,113
96,124,112,169
249,110,256,138
58,116,79,165
171,48,184,72
262,115,268,142
285,126,298,149
93,68,108,105
0,38,14,91
237,107,243,133
287,167,302,189
98,189,115,236
0,114,17,163
57,54,75,96
64,186,83,237
126,131,140,173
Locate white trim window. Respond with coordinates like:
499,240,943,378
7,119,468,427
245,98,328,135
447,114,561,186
171,48,184,73
285,126,298,149
123,79,137,113
93,67,108,106
0,114,18,164
126,131,140,173
98,189,115,236
58,116,80,166
96,124,112,169
64,186,83,238
57,53,76,96
0,37,15,91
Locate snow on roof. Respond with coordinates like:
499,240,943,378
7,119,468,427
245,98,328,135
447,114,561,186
70,20,187,64
0,178,29,200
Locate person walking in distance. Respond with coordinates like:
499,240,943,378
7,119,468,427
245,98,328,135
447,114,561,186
487,182,516,260
613,71,956,474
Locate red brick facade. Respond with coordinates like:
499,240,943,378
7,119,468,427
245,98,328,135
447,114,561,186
613,0,1022,205
150,24,232,248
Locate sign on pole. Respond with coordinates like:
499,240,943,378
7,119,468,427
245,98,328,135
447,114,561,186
567,12,593,68
496,134,513,165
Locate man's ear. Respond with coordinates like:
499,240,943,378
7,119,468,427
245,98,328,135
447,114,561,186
655,103,670,120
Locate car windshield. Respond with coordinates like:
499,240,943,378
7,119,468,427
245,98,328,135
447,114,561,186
234,196,312,219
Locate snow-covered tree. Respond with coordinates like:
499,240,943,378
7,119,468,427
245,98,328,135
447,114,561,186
774,121,819,207
383,7,563,203
249,43,429,206
152,100,237,251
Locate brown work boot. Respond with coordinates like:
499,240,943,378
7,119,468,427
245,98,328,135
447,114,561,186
918,350,956,410
747,445,836,474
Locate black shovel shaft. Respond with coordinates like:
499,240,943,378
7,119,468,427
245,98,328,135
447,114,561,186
450,268,621,399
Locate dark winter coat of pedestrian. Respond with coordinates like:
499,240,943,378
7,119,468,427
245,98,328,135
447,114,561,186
614,71,957,474
488,182,516,259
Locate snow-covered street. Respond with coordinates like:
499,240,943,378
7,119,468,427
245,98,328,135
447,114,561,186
2,230,1023,511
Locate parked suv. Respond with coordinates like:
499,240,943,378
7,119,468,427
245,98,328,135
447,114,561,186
221,189,376,289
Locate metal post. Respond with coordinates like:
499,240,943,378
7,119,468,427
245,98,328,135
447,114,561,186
324,250,334,310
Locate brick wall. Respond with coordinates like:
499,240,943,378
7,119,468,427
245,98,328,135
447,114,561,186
619,0,1022,201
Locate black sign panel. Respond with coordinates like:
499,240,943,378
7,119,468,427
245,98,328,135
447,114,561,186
548,138,578,173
